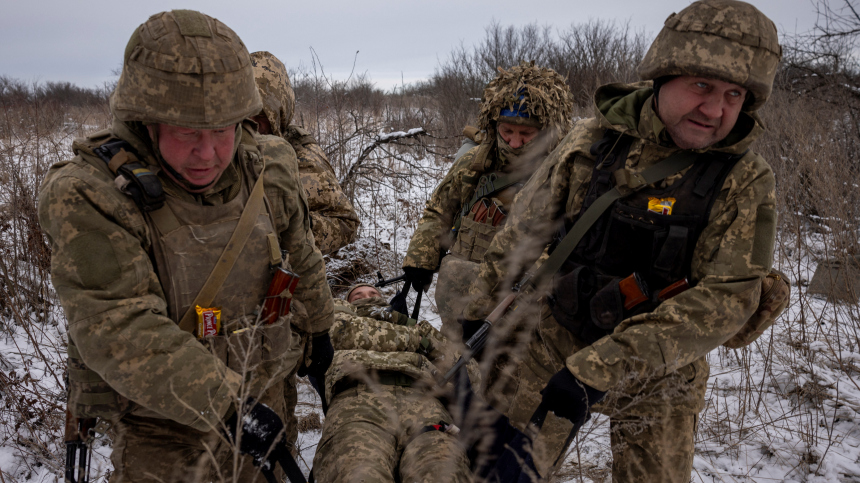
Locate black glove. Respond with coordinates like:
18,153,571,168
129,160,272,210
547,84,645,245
297,332,334,379
540,369,606,428
224,398,285,469
403,266,434,292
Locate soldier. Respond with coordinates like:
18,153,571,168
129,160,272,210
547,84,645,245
38,10,333,482
248,50,361,456
312,284,478,483
249,51,360,256
460,1,783,481
402,62,574,339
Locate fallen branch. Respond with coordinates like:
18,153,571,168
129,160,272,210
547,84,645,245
340,127,427,190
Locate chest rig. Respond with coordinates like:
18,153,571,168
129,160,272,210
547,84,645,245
550,130,743,343
436,159,531,328
450,168,528,263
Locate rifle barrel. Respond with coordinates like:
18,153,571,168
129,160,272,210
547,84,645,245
374,274,406,288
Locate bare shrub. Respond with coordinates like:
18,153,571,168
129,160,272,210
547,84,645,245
424,19,648,147
0,94,111,482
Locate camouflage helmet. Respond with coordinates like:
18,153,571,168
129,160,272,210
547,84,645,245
638,0,782,111
250,51,295,138
478,61,574,132
111,10,262,129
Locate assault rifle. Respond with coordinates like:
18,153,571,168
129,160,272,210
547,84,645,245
64,411,95,483
374,271,405,288
439,285,523,386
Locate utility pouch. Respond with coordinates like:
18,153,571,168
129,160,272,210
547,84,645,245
590,278,626,331
218,320,292,373
66,341,132,419
93,140,165,212
549,265,595,332
723,269,791,349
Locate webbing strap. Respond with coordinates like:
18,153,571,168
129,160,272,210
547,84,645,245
68,368,105,383
520,151,698,290
176,164,268,333
453,171,525,231
378,372,415,387
148,205,181,234
75,392,117,406
68,343,81,360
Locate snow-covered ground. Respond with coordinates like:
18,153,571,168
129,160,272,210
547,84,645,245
2,127,860,483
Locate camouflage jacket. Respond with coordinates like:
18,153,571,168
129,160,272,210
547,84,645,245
403,127,562,271
38,120,334,431
284,125,359,255
464,83,777,392
325,298,478,404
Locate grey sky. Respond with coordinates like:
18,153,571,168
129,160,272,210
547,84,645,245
2,0,818,91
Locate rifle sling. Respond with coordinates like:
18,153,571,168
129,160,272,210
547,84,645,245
169,163,269,334
522,151,698,290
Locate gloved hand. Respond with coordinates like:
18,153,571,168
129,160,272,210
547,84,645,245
403,266,434,292
540,368,607,428
297,332,334,379
415,321,458,369
224,398,285,468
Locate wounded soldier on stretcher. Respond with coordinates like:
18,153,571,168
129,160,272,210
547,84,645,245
311,284,479,483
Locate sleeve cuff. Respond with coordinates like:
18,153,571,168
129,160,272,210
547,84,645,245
186,368,243,433
566,337,627,393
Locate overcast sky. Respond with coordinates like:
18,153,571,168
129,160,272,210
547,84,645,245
2,0,819,92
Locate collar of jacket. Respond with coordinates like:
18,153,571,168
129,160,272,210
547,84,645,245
592,82,764,157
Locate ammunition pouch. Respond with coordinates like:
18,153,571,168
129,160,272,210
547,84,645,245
551,267,671,344
548,265,601,343
450,201,506,263
202,318,293,375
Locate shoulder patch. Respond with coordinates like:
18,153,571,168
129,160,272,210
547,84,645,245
68,231,122,289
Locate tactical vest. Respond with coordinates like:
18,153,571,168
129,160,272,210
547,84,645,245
449,170,524,263
550,130,743,344
67,126,293,419
436,161,530,331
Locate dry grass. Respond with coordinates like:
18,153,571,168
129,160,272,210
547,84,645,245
1,14,859,481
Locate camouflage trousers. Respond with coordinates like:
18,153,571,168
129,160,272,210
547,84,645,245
482,307,708,482
312,383,472,483
110,332,304,483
